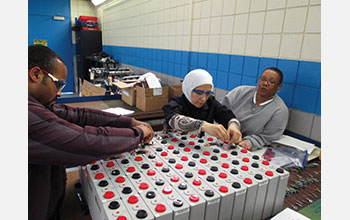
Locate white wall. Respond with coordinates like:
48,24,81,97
101,0,320,62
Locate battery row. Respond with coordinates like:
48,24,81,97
79,131,289,220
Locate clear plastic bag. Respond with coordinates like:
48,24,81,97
262,145,308,168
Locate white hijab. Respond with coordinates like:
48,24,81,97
182,69,213,104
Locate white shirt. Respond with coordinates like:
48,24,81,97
253,91,274,106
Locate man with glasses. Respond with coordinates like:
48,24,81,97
28,44,154,220
162,69,242,144
222,67,289,151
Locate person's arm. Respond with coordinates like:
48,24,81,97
212,98,242,144
131,119,154,143
163,96,229,141
169,114,229,141
52,104,133,128
168,113,204,135
53,104,157,144
28,106,146,166
221,87,242,111
240,108,288,151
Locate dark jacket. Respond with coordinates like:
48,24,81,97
28,95,144,220
162,94,236,129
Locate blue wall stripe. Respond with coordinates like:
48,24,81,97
56,94,121,104
103,45,321,115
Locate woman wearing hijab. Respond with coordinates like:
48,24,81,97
221,67,289,151
162,69,242,144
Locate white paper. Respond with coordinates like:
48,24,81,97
271,208,311,220
102,107,134,115
139,72,162,88
272,135,317,155
153,87,163,96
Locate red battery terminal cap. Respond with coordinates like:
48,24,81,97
198,169,206,175
244,178,253,184
171,175,180,182
135,156,143,161
161,152,168,157
222,163,230,168
241,166,249,171
156,161,163,167
207,138,214,141
116,176,125,183
106,161,115,167
147,169,156,176
104,191,115,199
242,157,250,163
155,161,163,167
128,195,139,204
171,138,177,142
155,204,166,213
219,172,227,178
193,179,202,186
200,158,207,164
175,164,183,169
219,186,228,193
181,156,188,161
262,160,270,166
203,151,210,156
190,134,196,138
265,171,273,176
241,149,248,153
221,153,228,158
162,186,172,194
139,183,149,190
116,216,127,220
184,147,191,152
127,167,135,172
189,194,200,202
95,173,104,179
189,141,195,145
168,145,175,150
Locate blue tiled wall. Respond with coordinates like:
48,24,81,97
104,45,321,115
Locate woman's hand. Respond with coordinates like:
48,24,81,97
238,141,252,151
201,122,229,142
227,123,242,145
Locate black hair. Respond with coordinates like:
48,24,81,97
263,67,283,84
28,44,65,73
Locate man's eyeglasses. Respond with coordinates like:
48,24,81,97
192,89,214,98
259,77,278,86
39,68,66,92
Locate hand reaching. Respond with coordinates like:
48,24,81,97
201,122,229,142
133,119,154,144
227,123,242,145
238,141,252,151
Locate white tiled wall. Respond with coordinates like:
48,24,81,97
99,0,320,62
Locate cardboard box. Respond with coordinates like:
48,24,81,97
136,86,169,112
113,81,138,106
169,85,183,99
121,87,136,106
79,78,106,96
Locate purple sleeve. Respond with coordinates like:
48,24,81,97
29,104,144,166
52,104,133,128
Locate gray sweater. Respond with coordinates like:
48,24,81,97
222,86,289,150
